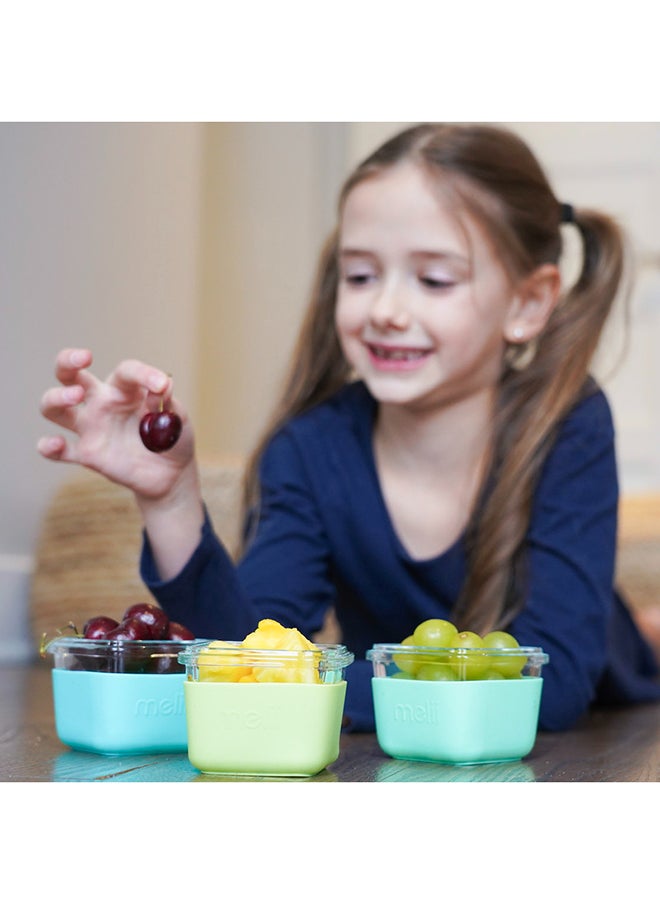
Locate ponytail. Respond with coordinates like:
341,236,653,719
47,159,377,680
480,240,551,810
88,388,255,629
453,206,629,633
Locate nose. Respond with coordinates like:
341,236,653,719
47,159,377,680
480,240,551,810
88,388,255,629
369,280,410,331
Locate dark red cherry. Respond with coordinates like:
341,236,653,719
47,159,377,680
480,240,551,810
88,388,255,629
103,618,152,672
167,621,195,641
122,602,169,639
106,617,152,641
83,615,119,639
139,409,182,453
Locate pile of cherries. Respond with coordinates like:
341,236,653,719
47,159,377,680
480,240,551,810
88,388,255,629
83,602,194,642
78,603,196,674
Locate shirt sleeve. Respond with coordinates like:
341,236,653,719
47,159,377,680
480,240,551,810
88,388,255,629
141,427,335,641
236,428,337,636
140,508,259,640
509,389,620,730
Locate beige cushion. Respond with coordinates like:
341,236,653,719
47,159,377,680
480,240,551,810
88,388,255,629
30,462,243,650
30,459,340,651
617,493,660,611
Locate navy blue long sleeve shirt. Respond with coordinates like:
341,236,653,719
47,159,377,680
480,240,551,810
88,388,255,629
142,380,660,731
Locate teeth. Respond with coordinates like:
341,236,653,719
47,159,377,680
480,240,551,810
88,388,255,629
372,347,427,361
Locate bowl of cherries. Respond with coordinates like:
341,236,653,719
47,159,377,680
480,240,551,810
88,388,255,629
43,603,206,756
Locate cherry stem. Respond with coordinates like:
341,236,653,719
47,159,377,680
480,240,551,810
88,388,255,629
160,374,173,413
39,621,80,657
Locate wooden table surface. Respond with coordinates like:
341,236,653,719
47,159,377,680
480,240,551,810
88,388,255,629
2,663,659,782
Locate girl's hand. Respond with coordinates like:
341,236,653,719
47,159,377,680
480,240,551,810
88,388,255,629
37,348,195,500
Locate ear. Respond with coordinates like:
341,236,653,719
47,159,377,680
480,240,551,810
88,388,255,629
504,264,561,344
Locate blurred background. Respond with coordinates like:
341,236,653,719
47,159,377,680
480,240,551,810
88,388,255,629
2,122,660,663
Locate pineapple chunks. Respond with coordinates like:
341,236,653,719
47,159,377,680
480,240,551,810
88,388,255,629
197,619,321,684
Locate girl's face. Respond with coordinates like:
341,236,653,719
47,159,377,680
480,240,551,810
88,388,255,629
335,162,520,413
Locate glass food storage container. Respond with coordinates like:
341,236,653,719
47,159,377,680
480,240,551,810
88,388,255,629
178,641,355,777
367,642,549,766
46,636,208,755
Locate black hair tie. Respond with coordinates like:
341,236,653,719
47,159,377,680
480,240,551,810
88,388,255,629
560,202,575,224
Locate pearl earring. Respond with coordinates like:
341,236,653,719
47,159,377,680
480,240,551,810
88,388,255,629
512,327,525,341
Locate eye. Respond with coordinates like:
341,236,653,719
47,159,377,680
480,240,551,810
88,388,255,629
342,271,375,287
419,275,455,290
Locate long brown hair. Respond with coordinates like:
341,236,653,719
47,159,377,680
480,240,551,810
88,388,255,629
240,124,628,632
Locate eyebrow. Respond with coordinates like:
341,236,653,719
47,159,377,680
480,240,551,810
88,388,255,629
338,248,469,264
337,248,375,258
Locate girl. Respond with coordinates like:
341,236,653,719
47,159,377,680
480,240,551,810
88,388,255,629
38,123,660,731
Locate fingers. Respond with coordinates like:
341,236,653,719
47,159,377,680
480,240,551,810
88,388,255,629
39,383,85,431
37,384,86,463
52,349,172,409
36,432,88,467
54,348,94,386
36,434,76,463
108,359,173,407
108,358,172,411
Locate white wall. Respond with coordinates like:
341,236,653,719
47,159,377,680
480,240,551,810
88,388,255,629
1,123,204,661
508,123,660,492
195,123,349,457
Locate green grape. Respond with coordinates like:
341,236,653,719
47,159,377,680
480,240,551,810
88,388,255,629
481,668,507,680
412,618,458,648
416,663,456,682
483,630,519,647
393,636,422,675
390,670,416,680
482,630,527,678
448,630,489,680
